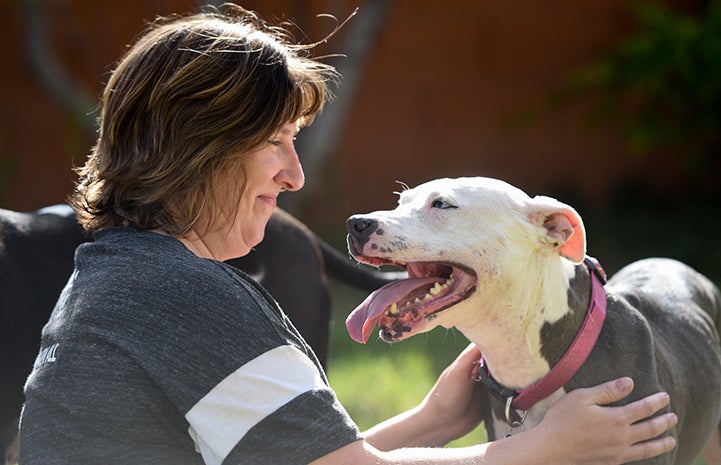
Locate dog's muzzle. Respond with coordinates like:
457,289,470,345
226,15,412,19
346,216,379,255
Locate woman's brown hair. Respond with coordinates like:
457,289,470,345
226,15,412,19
71,3,338,235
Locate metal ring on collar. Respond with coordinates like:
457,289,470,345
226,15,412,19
505,396,528,427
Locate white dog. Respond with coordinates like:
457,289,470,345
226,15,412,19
345,176,721,465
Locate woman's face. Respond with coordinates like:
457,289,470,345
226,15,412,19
237,120,304,249
196,120,304,261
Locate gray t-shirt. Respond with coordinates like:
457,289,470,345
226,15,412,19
20,227,360,465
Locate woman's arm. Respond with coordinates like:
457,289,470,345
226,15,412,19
312,378,676,465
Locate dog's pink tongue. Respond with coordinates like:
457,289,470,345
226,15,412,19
346,277,442,343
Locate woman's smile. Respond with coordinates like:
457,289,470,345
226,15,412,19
258,194,278,208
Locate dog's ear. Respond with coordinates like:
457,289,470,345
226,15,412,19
527,196,586,264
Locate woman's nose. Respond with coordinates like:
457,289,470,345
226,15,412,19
276,147,305,191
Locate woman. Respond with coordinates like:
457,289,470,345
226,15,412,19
19,4,677,465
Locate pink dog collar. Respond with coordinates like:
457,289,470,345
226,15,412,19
477,257,608,415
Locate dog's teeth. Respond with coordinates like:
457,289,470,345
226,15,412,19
388,278,456,313
388,302,399,315
430,282,442,295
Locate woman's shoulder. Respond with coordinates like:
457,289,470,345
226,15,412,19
76,226,284,327
79,227,258,303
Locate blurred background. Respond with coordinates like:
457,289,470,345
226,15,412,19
1,0,719,461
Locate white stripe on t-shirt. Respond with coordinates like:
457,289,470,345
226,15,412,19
186,345,325,465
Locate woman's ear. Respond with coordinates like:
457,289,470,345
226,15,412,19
527,196,586,264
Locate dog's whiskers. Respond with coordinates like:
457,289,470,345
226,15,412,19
393,180,410,196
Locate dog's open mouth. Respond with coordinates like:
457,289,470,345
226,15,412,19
345,259,477,343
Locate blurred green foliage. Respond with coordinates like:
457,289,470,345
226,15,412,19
552,0,721,289
564,1,721,184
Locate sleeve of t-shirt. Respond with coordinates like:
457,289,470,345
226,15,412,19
186,344,359,465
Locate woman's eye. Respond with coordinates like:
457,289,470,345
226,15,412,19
431,199,457,209
269,139,281,147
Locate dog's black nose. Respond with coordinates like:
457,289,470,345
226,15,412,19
346,216,378,254
347,216,378,235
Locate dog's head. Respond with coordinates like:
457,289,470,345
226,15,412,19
345,176,585,344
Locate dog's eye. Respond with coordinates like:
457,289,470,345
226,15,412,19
431,198,457,210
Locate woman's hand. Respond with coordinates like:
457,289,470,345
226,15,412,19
422,352,678,464
534,377,678,465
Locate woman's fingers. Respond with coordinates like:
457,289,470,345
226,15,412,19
457,343,482,378
545,377,678,463
582,377,636,405
627,410,678,446
577,378,675,429
613,384,678,463
621,391,672,424
625,432,677,463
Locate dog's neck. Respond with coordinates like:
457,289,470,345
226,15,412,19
454,256,590,390
539,264,593,367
